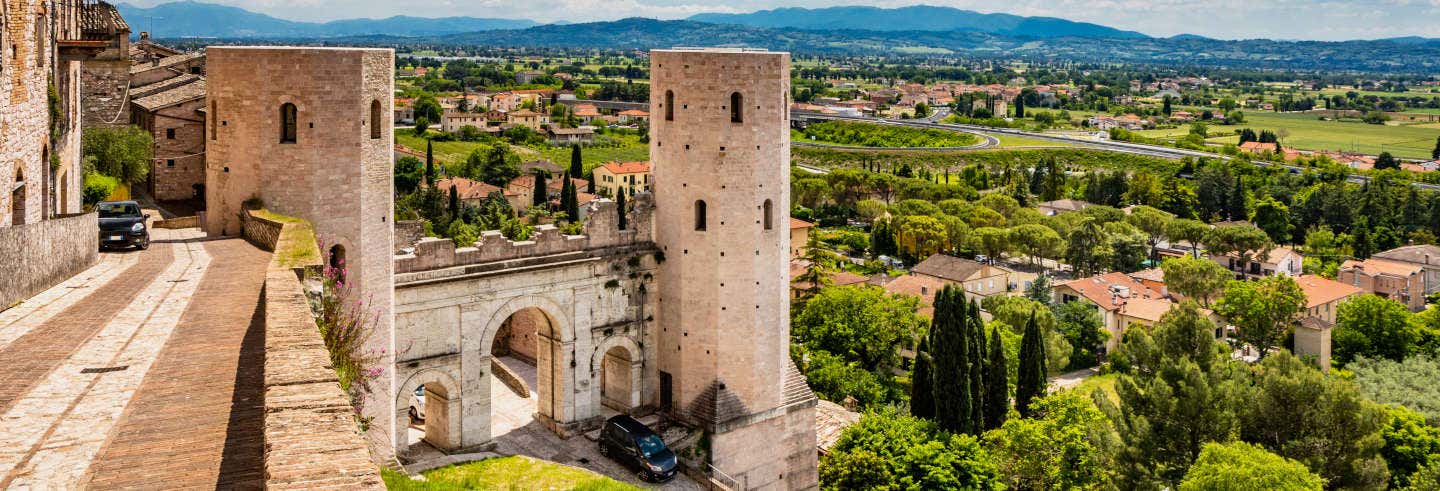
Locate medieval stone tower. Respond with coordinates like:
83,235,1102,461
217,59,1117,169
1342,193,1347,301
205,47,397,451
651,48,818,490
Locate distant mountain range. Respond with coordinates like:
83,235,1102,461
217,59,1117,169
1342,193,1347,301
687,5,1147,39
114,1,537,38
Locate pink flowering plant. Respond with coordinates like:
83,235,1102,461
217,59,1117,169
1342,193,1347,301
314,238,385,409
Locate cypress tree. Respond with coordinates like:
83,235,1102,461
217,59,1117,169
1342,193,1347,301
616,191,628,230
1227,177,1247,221
1015,312,1049,417
1015,97,1025,118
570,144,583,177
983,326,1009,430
932,286,971,435
448,185,460,219
966,299,986,433
532,171,547,208
425,140,436,186
562,172,581,221
910,337,935,420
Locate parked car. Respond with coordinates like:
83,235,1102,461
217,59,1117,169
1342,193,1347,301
96,201,149,250
597,415,677,482
409,385,426,422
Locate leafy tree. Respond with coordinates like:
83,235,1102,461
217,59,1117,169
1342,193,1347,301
82,171,119,207
1054,300,1108,369
481,145,522,186
794,232,842,298
794,285,922,372
1204,224,1272,265
1015,313,1048,417
413,116,430,137
983,327,1009,431
444,219,478,247
1065,218,1113,276
1179,441,1323,491
870,216,898,258
1126,205,1173,262
802,350,895,409
1104,221,1151,273
1352,355,1440,424
1009,223,1065,267
1227,177,1248,221
896,215,950,264
1381,404,1440,488
394,155,423,195
972,227,1010,263
1334,295,1417,364
1250,197,1292,244
984,296,1071,373
911,337,935,420
1240,351,1390,489
932,286,974,434
1025,274,1052,305
1377,151,1400,170
820,410,1001,490
986,392,1118,490
1161,256,1231,306
81,125,153,184
1215,275,1306,358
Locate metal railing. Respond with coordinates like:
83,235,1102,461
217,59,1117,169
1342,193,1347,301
708,463,746,490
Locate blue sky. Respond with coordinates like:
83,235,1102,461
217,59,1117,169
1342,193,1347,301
122,0,1440,41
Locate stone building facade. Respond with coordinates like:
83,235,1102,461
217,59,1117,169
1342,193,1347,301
2,0,85,226
205,46,395,448
77,0,129,130
131,76,205,200
650,48,818,490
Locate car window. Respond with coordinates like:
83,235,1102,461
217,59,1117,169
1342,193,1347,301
97,203,141,218
415,385,425,397
636,434,666,456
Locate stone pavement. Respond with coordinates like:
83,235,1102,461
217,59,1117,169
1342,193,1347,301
0,225,271,489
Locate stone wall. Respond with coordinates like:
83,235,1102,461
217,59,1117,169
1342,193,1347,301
153,215,199,229
394,220,425,254
148,98,207,200
2,0,84,226
241,209,282,251
79,57,130,130
0,212,98,309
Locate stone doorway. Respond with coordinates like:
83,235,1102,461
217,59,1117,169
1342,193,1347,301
489,307,563,438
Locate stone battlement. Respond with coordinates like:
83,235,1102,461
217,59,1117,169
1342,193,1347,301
394,195,654,274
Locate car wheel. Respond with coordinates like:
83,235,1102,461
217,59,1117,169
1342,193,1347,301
637,471,649,482
136,239,149,251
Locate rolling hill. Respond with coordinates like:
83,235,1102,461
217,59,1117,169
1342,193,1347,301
686,5,1148,39
114,1,536,38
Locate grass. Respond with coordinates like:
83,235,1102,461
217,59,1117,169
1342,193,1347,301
393,129,649,176
381,456,642,491
1133,111,1440,159
254,209,321,269
1066,373,1119,405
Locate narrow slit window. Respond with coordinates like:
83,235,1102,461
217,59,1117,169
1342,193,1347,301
763,199,773,230
280,103,297,144
695,200,707,231
370,100,382,139
665,90,675,121
730,92,743,123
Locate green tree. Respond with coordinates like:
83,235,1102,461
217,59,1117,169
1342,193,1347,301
896,215,950,264
1014,313,1048,417
394,155,423,196
1065,218,1113,276
615,191,627,231
1025,274,1052,305
81,126,153,184
569,143,583,177
481,145,522,186
413,116,430,137
972,227,1010,264
1204,224,1272,265
424,140,436,185
795,231,840,297
530,171,548,208
931,287,980,435
983,327,1009,430
448,184,460,219
1432,136,1440,160
560,172,580,223
1250,197,1293,244
1009,223,1066,267
1352,355,1440,424
870,216,899,258
1377,151,1400,170
911,337,935,420
1161,256,1232,306
1179,441,1323,491
1381,404,1440,488
820,410,1001,490
794,285,922,372
1334,295,1417,364
987,392,1118,490
1054,300,1108,369
1126,205,1173,262
1215,275,1306,358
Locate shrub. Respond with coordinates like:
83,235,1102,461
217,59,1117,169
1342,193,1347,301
82,171,118,208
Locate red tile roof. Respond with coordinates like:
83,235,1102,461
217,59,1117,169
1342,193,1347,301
599,161,650,174
1294,274,1363,308
790,218,814,230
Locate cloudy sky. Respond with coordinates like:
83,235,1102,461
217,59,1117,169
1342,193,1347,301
121,0,1440,41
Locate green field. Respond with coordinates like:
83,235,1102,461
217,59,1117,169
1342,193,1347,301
382,456,639,491
1135,111,1440,159
394,129,649,175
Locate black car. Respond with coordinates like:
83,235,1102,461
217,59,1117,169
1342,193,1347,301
97,201,150,250
598,415,677,482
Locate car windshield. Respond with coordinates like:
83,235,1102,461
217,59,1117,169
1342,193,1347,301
97,203,141,218
636,434,666,456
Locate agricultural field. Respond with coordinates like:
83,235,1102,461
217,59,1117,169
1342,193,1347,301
796,120,979,147
394,129,649,175
1135,111,1440,159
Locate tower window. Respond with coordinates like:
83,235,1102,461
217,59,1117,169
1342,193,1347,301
665,90,674,121
694,200,707,231
370,99,382,139
730,92,743,123
166,128,175,139
763,199,773,230
280,103,297,144
210,100,218,140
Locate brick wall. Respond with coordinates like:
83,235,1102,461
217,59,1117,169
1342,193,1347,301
241,210,282,251
148,99,207,200
0,212,98,309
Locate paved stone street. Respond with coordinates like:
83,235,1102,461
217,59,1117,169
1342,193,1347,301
0,225,270,489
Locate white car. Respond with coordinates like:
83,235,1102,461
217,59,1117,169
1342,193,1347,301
409,385,426,422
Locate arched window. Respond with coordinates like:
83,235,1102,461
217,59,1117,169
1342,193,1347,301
328,244,346,271
763,199,773,230
279,103,297,144
694,200,707,231
664,90,674,121
369,100,382,139
730,92,743,123
34,14,44,68
11,167,26,226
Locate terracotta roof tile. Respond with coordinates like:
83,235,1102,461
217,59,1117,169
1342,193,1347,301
1294,274,1363,308
599,161,650,174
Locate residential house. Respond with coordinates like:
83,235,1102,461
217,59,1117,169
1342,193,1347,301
546,127,595,144
435,177,514,208
508,110,543,131
1037,199,1094,216
1208,246,1304,280
129,52,204,86
515,70,546,84
1372,244,1440,295
571,104,602,124
592,161,651,198
910,254,1014,301
130,77,207,201
505,174,592,214
1339,257,1428,310
1238,141,1278,154
441,111,486,134
790,218,813,258
882,273,950,318
1055,272,1181,353
617,109,649,124
789,261,869,299
1292,275,1364,369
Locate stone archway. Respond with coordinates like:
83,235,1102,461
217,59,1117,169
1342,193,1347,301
591,335,642,413
12,166,26,226
395,368,463,455
476,295,575,437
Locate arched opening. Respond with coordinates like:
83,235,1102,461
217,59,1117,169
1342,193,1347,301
730,92,744,123
763,199,773,230
279,103,297,144
488,306,563,440
599,345,636,412
399,372,460,457
328,244,346,270
11,167,26,226
694,200,707,231
664,90,674,121
369,100,382,139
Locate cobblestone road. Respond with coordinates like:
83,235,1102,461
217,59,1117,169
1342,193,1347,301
0,225,270,489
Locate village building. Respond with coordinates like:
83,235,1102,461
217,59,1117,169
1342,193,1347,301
77,1,131,130
130,76,207,201
1037,198,1094,216
1209,246,1304,280
440,111,485,134
910,254,1013,301
1339,257,1428,311
617,109,649,124
545,126,595,144
790,217,813,258
591,161,650,198
1371,244,1440,295
1292,275,1365,369
881,273,950,318
1056,272,1183,353
507,109,543,131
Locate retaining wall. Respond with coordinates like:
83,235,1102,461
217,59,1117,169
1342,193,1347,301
0,213,98,309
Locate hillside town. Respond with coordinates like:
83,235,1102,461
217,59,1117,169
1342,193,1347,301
7,1,1440,490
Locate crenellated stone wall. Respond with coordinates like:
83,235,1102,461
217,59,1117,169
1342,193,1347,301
395,195,653,274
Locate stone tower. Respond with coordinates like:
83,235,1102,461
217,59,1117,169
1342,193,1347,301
651,48,818,490
205,46,397,455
